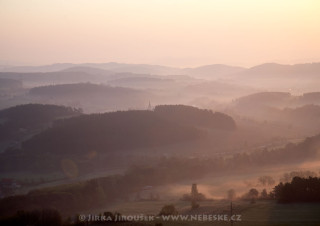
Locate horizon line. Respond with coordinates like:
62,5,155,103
1,61,320,70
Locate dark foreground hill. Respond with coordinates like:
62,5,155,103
21,110,202,156
0,104,82,150
0,105,235,174
154,105,236,130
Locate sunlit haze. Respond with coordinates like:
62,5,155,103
2,1,320,224
1,0,320,67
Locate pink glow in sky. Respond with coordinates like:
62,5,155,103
1,0,320,67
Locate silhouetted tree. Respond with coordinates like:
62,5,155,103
280,171,318,183
159,205,178,216
247,188,259,203
274,176,320,203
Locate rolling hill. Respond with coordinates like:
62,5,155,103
0,105,236,174
0,104,82,151
182,64,245,79
28,83,150,113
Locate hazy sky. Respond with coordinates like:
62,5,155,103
1,0,319,67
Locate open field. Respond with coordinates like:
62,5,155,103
93,200,320,226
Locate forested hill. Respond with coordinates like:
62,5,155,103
0,106,236,173
21,110,202,156
0,104,81,126
0,104,82,142
154,105,236,130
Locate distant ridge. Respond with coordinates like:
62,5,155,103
244,62,320,77
1,62,319,79
182,64,245,79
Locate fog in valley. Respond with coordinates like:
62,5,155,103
1,62,320,225
1,1,320,225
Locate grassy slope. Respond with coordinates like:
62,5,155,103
99,200,320,226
